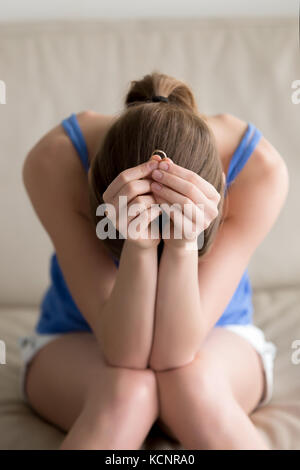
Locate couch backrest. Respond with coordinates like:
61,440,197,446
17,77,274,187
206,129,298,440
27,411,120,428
0,18,299,306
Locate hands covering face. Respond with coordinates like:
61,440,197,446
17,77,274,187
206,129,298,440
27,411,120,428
102,153,222,250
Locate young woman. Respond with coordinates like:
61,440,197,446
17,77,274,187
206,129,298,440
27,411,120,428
19,72,289,450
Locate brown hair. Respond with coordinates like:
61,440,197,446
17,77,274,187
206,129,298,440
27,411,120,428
88,71,226,261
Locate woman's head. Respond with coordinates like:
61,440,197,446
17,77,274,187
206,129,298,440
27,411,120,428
88,71,225,260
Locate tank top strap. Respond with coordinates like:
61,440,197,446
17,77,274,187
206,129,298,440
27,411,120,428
61,113,90,173
226,122,262,190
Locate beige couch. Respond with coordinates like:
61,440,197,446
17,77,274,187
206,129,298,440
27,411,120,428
0,17,299,450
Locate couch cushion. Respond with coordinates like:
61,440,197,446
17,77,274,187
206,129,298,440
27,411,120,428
1,286,300,450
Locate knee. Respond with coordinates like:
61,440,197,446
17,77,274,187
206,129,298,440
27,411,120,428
117,367,158,411
157,356,233,429
192,369,233,429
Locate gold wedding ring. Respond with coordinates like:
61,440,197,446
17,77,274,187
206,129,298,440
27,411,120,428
151,149,167,159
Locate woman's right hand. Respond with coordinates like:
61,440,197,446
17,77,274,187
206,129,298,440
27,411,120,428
102,156,162,249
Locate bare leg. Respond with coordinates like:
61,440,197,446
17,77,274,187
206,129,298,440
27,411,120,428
155,327,269,450
25,332,159,450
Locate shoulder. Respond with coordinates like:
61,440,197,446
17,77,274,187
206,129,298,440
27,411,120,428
24,110,106,164
207,114,289,227
209,112,289,190
219,120,289,233
75,110,115,161
22,110,107,217
23,109,111,175
207,113,248,165
209,112,247,132
223,113,289,196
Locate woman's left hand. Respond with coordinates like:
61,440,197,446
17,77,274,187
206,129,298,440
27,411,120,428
150,157,223,250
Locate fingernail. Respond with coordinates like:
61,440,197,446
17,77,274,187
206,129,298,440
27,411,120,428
150,154,162,162
151,182,162,191
159,162,169,171
152,169,163,180
149,160,158,170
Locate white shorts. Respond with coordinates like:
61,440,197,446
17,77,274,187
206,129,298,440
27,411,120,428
17,323,277,410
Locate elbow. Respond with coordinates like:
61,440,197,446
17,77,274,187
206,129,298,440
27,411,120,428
100,335,150,370
95,306,151,370
100,335,151,371
149,321,208,373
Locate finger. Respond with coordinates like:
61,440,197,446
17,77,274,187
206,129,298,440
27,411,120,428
126,194,157,222
110,178,153,208
151,168,212,208
151,182,217,221
138,205,162,232
103,159,159,202
115,194,156,235
158,159,220,201
150,154,163,162
153,194,206,231
106,193,154,223
155,196,199,241
128,205,162,239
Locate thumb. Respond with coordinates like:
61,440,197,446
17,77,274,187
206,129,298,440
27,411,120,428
150,154,162,162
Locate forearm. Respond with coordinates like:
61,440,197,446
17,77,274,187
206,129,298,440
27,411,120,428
97,239,158,369
149,242,204,371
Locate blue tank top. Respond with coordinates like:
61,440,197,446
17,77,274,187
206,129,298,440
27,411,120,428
35,113,262,334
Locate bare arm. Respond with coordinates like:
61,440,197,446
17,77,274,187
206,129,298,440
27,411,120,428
196,134,289,332
100,241,158,369
150,243,202,370
22,111,159,369
95,159,162,369
149,115,289,371
148,159,220,371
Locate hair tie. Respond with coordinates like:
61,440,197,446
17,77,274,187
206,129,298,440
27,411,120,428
151,95,169,103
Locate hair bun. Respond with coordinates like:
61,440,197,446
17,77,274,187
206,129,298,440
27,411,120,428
125,71,198,114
